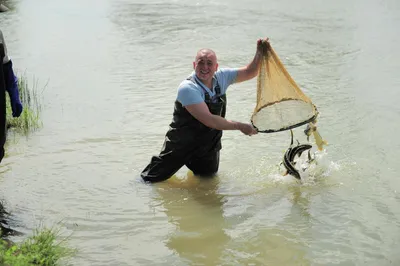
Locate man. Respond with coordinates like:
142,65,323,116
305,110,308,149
141,38,270,183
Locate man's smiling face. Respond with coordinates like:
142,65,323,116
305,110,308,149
193,49,218,86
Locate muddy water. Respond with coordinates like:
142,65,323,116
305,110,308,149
0,0,400,265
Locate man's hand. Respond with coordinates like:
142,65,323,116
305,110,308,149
257,37,270,55
185,102,258,136
236,122,258,136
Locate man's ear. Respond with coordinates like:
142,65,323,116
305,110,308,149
193,62,196,69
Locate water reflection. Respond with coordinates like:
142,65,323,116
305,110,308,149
151,172,318,265
155,173,230,265
288,186,312,222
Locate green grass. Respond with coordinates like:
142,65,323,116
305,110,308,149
0,225,75,266
6,73,45,135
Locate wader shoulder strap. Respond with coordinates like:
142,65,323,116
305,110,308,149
186,76,222,102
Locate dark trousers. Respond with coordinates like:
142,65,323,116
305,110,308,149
141,149,220,183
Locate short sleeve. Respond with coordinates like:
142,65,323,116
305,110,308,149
215,68,238,94
177,81,204,106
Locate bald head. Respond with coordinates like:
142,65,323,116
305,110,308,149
193,48,219,86
195,48,217,62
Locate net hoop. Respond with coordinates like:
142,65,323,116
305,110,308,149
251,108,318,133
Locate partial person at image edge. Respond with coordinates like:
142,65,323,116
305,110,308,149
0,29,23,118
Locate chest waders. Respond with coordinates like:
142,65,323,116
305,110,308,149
141,76,227,183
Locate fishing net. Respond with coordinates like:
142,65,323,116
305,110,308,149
251,42,318,133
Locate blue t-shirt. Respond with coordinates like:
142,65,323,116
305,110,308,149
177,68,238,106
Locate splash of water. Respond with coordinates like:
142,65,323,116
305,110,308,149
224,148,341,195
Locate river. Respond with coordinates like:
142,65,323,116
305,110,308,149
1,0,400,265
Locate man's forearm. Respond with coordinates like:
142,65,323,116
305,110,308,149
235,49,264,83
246,50,263,78
203,114,240,131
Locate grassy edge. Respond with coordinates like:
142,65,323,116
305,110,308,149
0,223,76,266
6,72,46,135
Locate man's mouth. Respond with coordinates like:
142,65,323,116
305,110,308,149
200,70,209,75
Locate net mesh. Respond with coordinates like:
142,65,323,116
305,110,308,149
251,42,318,133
